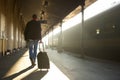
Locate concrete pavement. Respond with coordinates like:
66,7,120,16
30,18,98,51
0,48,120,80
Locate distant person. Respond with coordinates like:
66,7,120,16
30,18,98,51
24,14,47,67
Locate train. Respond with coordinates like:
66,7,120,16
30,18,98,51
43,2,120,61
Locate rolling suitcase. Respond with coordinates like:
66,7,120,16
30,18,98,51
37,42,50,69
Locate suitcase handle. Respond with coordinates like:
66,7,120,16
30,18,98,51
39,41,45,52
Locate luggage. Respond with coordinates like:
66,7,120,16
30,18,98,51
37,42,50,69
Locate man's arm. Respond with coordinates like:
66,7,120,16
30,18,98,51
24,23,29,41
39,20,47,24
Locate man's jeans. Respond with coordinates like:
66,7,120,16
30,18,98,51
28,40,38,62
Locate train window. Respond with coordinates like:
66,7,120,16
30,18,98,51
112,25,116,29
96,29,100,35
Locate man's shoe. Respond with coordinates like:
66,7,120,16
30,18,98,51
31,63,36,68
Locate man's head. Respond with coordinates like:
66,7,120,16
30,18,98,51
32,14,37,19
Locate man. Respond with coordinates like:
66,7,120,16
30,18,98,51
24,14,47,67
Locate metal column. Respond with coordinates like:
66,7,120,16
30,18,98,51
80,0,85,58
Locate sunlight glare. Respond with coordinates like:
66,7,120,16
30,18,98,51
41,61,70,80
43,0,120,43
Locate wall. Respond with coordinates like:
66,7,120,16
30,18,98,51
0,0,25,57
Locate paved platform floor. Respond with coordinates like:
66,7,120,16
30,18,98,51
0,48,120,80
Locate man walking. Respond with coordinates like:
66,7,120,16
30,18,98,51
24,14,46,67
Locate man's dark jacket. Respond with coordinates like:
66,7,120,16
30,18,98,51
24,20,42,41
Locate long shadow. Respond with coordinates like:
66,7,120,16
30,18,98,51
1,63,48,80
22,69,48,80
1,66,33,80
0,48,28,79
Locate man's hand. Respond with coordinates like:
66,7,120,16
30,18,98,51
39,40,42,43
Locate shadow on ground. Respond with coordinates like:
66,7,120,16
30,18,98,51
22,69,48,80
2,66,48,80
0,48,27,79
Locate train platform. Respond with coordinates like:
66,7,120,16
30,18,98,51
0,48,120,80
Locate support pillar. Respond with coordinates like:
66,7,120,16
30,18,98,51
57,21,63,53
80,0,85,58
